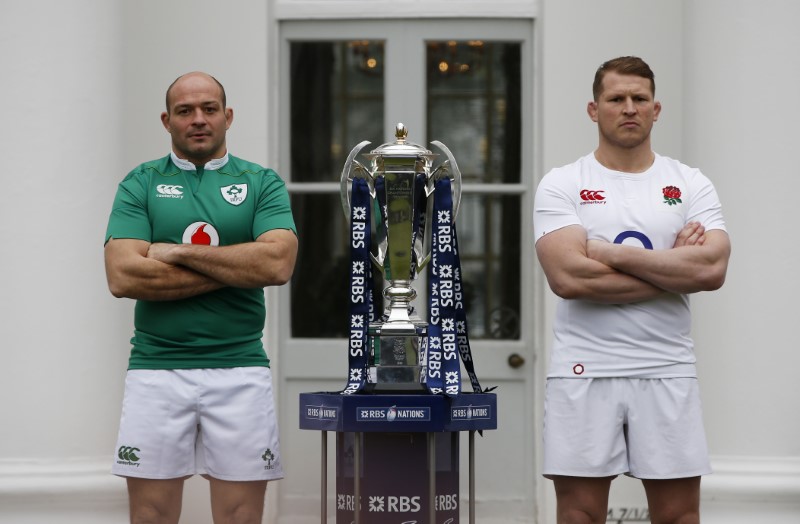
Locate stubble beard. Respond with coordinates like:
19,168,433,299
601,125,652,151
175,136,223,166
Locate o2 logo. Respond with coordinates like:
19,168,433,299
613,230,653,250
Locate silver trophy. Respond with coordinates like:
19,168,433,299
341,123,462,392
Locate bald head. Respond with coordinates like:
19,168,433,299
165,72,227,113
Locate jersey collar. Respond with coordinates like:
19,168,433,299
170,151,230,172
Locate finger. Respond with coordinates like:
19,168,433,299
674,223,699,247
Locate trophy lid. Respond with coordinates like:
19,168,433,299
368,123,436,159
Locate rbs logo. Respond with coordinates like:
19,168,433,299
387,496,421,513
435,494,459,511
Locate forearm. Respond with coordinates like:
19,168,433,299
535,227,665,304
548,255,665,304
589,231,730,294
149,230,297,289
105,241,224,301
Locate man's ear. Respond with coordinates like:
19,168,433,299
587,101,598,122
225,107,234,130
653,100,662,122
161,111,171,132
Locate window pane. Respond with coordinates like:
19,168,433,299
290,41,385,183
427,41,521,184
427,41,522,340
291,194,346,337
457,194,521,339
290,193,389,337
290,41,385,337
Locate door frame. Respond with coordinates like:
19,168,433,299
270,17,544,522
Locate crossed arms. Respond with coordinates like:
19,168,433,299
535,222,731,304
104,229,298,301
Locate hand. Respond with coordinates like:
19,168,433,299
147,242,180,265
674,221,706,248
586,238,609,262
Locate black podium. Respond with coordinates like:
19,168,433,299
299,392,497,524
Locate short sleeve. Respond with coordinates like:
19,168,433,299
252,169,297,239
105,171,152,244
533,168,582,243
687,170,726,233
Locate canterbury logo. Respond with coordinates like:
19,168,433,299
580,189,605,201
118,446,141,462
156,184,184,198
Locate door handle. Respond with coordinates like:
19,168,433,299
507,353,526,369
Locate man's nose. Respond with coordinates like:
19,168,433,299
191,108,207,124
622,98,637,114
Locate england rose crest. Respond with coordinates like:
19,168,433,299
662,185,682,206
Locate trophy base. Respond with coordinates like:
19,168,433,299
368,321,427,393
365,364,428,393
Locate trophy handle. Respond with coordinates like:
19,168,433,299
415,140,463,272
340,140,389,273
340,140,373,219
430,140,462,219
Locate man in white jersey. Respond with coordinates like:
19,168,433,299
534,56,731,523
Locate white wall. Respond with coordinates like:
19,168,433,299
0,0,129,519
684,0,800,458
683,1,800,519
1,0,799,523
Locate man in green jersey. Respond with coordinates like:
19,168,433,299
105,71,297,524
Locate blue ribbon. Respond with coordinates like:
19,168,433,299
342,177,372,395
343,174,483,396
452,220,483,393
428,178,483,396
427,178,460,395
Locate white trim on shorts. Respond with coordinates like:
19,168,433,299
112,367,284,481
542,377,711,479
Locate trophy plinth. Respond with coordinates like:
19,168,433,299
341,123,462,393
368,281,427,391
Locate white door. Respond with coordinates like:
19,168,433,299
274,19,537,523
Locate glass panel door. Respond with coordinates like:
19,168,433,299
278,19,536,522
427,40,522,339
289,40,385,337
288,37,523,341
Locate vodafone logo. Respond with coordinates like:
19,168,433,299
182,222,219,246
580,189,606,204
156,184,184,199
572,363,585,375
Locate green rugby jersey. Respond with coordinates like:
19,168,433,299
105,154,296,370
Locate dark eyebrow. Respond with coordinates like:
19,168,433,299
173,100,221,111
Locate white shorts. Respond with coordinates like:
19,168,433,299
112,367,284,481
542,377,711,479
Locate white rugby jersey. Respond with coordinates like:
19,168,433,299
534,152,726,378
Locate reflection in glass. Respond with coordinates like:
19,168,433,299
427,41,522,339
458,194,521,339
290,41,385,337
290,41,384,183
427,41,521,184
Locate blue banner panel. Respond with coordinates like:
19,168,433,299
299,392,497,433
336,432,460,524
